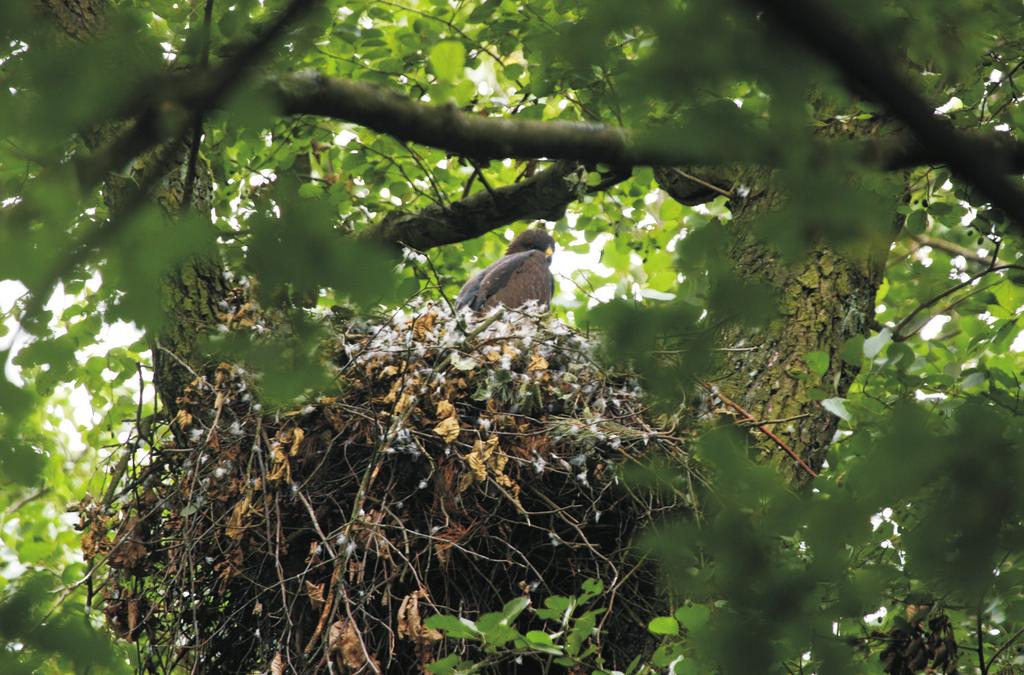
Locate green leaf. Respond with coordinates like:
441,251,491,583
424,614,478,639
429,41,466,82
425,654,462,674
840,335,865,367
501,596,530,623
904,210,927,235
298,182,324,198
674,604,710,631
803,351,829,376
821,397,851,422
647,616,680,636
524,630,561,654
863,328,892,359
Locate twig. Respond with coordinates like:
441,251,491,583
2,487,51,518
892,251,1019,342
911,234,1012,267
665,167,733,200
464,308,506,340
303,566,339,654
703,381,818,479
986,624,1024,671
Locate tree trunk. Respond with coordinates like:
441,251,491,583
705,130,903,484
40,0,230,419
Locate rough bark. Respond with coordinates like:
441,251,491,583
697,121,904,485
38,0,105,41
39,0,227,417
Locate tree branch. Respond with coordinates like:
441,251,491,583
749,0,1024,230
270,69,1024,176
357,161,608,250
911,234,1007,267
271,71,682,166
14,0,320,315
181,0,216,210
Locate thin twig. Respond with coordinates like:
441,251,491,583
703,381,818,479
893,261,1020,342
987,624,1024,671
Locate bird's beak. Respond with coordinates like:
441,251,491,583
545,246,554,258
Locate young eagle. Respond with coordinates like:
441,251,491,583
456,228,555,312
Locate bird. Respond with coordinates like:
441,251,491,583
456,228,555,312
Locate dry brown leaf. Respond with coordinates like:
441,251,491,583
267,442,291,483
528,352,549,372
305,540,322,566
397,589,443,642
412,311,437,340
270,652,284,675
289,428,305,456
108,517,149,570
328,619,377,670
382,379,402,404
174,409,192,429
462,436,500,490
466,441,489,483
394,391,417,416
305,580,326,610
225,495,251,541
127,599,140,639
435,400,455,420
433,415,461,444
347,558,366,585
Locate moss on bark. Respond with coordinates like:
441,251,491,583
708,123,905,485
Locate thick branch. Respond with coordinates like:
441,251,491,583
358,161,607,251
870,131,1024,172
270,71,1024,176
750,0,1024,229
272,71,688,166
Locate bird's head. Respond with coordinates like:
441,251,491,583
506,228,555,261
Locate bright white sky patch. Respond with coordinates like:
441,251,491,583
935,96,963,114
864,606,887,625
334,129,358,146
914,246,934,267
919,314,951,341
1010,329,1024,352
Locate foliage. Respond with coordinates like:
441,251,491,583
2,0,1024,673
423,578,608,673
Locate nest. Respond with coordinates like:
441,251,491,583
79,300,699,673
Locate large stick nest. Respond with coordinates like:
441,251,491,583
79,300,699,673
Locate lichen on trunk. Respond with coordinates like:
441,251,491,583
710,151,904,484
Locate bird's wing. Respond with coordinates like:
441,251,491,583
455,271,485,309
483,251,553,310
456,251,535,310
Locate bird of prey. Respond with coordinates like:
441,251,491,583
456,229,555,312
